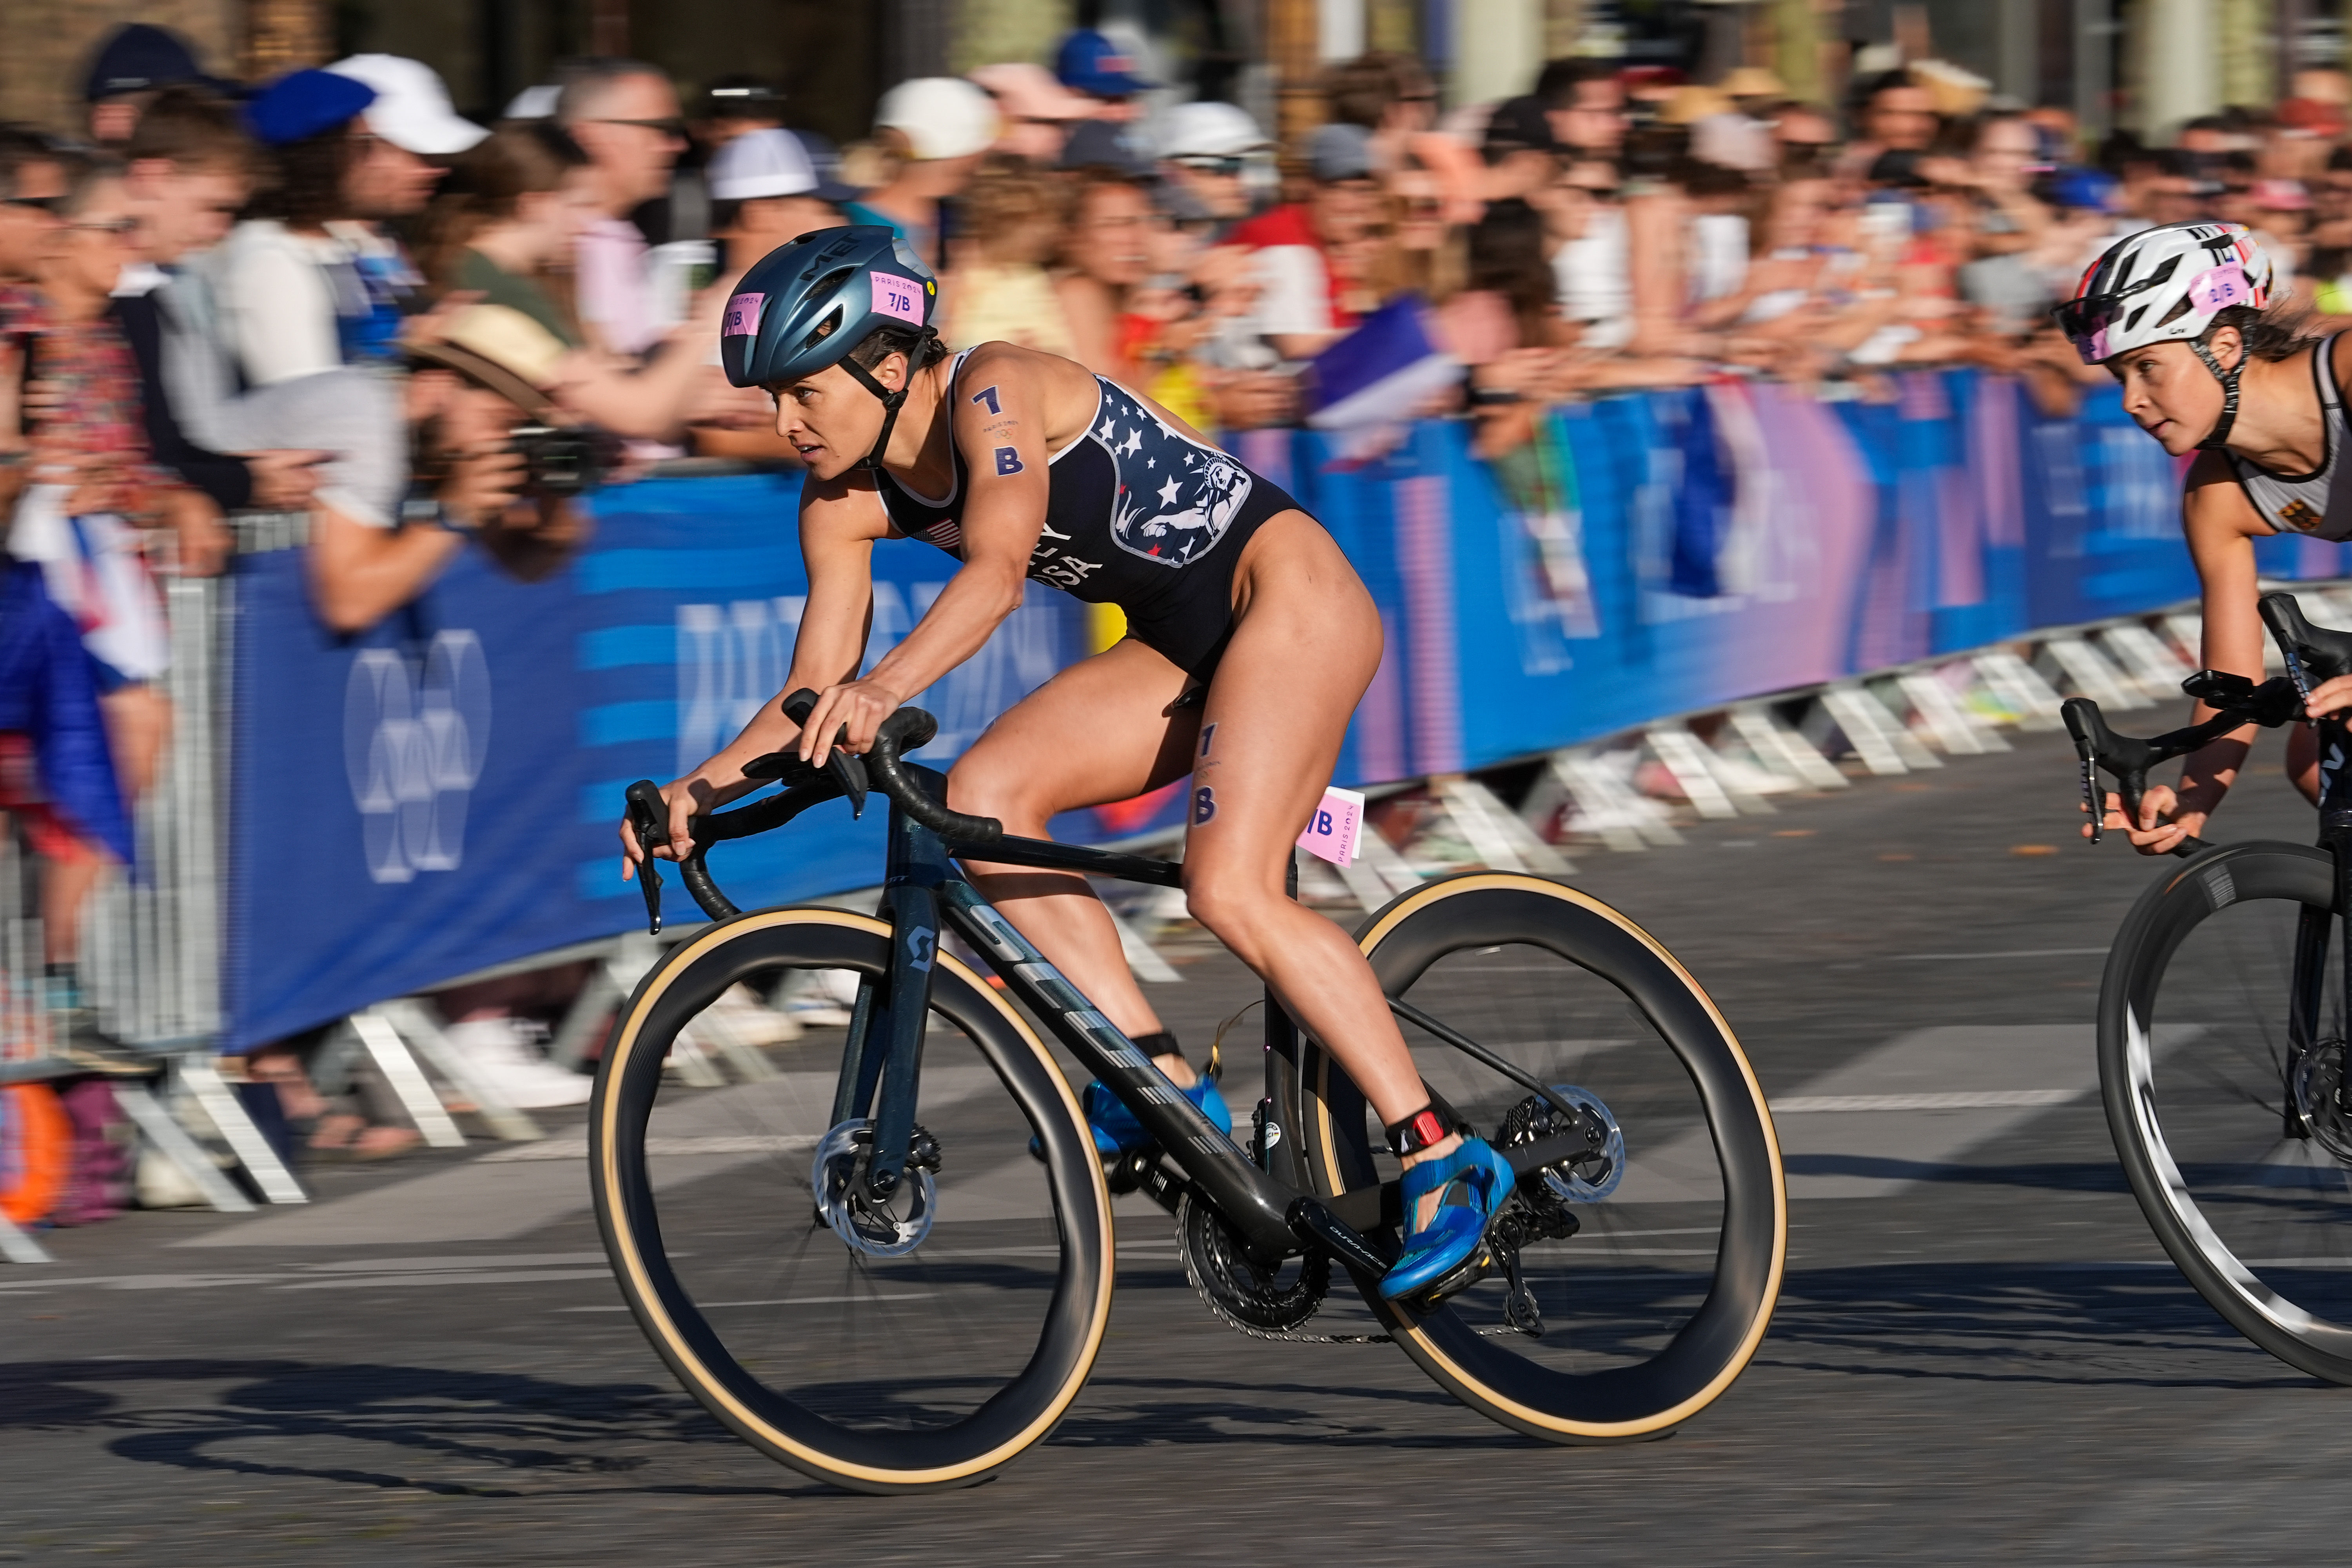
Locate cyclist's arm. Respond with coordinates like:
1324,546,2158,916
798,344,1053,765
2170,455,2270,824
625,480,885,869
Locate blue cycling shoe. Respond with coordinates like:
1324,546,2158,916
1379,1138,1519,1302
1082,1075,1232,1156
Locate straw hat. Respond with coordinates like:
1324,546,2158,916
1719,67,1786,102
1659,84,1734,126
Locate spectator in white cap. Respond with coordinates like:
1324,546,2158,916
843,76,997,268
708,127,855,279
967,62,1094,164
327,54,489,158
1158,100,1269,235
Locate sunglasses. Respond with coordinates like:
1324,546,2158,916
66,216,140,237
594,116,688,139
1174,155,1248,178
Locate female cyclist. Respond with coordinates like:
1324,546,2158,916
617,226,1511,1302
2058,220,2352,849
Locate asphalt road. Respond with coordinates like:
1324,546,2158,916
6,723,2348,1566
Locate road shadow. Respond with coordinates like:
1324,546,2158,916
0,1359,820,1499
1761,1259,2330,1391
1782,1155,2133,1193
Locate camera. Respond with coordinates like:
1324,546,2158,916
507,422,622,497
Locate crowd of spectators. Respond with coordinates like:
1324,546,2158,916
8,16,2352,1182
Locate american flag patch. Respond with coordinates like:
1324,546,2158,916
923,520,963,552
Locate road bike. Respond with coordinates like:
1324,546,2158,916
591,693,1787,1491
2070,590,2352,1381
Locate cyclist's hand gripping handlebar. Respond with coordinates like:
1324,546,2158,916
2063,657,2305,860
624,780,669,933
771,689,1006,846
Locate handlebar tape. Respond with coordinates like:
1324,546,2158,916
775,689,1002,843
869,709,1004,844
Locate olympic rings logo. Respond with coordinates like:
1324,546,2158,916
342,632,492,885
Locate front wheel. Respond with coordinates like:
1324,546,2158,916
1299,873,1787,1443
591,907,1115,1492
2100,841,2352,1383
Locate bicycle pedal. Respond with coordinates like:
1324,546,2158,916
1409,1241,1496,1310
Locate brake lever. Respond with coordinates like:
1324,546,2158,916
623,780,669,935
777,688,869,819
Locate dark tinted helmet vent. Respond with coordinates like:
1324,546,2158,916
799,304,845,356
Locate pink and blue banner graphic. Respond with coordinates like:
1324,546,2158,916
220,374,2349,1048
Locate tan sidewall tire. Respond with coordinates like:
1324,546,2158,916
590,907,1115,1492
1301,873,1787,1443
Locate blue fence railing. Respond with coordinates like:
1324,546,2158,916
221,373,2341,1048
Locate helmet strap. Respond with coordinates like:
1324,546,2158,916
2190,336,2246,451
838,330,939,472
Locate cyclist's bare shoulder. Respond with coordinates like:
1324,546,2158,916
799,465,893,540
953,341,1104,450
2183,450,2266,539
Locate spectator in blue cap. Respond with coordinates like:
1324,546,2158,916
83,23,217,147
213,68,441,386
1055,24,1156,123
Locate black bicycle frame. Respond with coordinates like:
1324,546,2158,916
822,761,1336,1263
630,750,1601,1275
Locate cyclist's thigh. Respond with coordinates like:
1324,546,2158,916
947,636,1200,820
1186,535,1383,886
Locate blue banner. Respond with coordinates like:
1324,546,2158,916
221,376,2352,1049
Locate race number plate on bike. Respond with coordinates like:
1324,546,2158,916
1296,786,1365,866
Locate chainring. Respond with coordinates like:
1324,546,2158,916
1176,1192,1330,1337
2291,1040,2352,1165
1498,1084,1623,1212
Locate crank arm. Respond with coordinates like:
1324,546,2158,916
1318,1127,1597,1239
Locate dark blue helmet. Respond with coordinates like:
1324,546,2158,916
719,225,939,389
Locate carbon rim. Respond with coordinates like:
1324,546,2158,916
1300,874,1786,1441
591,909,1114,1491
2100,842,2352,1381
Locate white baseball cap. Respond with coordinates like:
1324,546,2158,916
327,54,487,156
875,76,998,162
503,83,561,122
709,129,817,199
1160,101,1269,160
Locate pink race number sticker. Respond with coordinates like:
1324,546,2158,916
2185,263,2252,315
1295,786,1365,866
721,292,764,336
871,272,925,325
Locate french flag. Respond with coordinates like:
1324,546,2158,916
1299,296,1460,465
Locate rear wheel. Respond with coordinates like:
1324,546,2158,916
1299,874,1787,1442
592,907,1114,1492
2100,841,2352,1384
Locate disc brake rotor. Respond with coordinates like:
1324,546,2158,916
2291,1041,2352,1165
1498,1084,1624,1207
1177,1191,1329,1336
811,1118,940,1258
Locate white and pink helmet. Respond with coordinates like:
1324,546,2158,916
2058,221,2274,366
